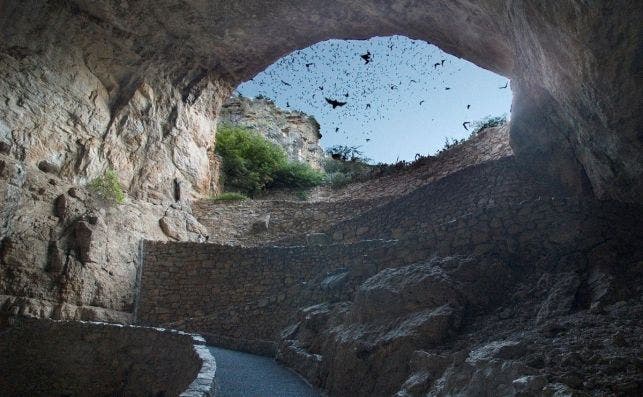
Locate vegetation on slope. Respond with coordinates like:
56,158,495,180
216,124,325,196
440,114,507,152
323,114,508,189
217,114,506,195
324,145,375,188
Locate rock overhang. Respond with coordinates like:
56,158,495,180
1,0,641,202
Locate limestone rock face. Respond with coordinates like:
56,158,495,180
279,244,643,396
0,1,232,203
0,154,208,323
219,96,325,170
278,256,515,396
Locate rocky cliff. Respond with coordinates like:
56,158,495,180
219,96,325,170
0,153,209,323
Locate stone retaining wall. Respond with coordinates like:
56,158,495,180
137,239,408,345
0,318,216,397
285,156,567,244
137,191,639,353
193,198,383,245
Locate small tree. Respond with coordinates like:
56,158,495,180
216,124,288,196
269,162,325,189
325,145,369,162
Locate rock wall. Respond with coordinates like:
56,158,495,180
139,196,637,343
0,21,230,203
279,234,643,396
219,96,325,170
193,198,380,245
0,318,216,397
137,239,406,350
0,154,208,323
0,1,222,322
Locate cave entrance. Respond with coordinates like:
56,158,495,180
226,35,512,165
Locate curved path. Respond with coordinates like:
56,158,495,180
208,346,321,397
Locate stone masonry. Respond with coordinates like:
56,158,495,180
137,157,641,358
0,318,216,396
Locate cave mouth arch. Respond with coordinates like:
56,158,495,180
1,0,639,202
199,2,638,202
229,35,513,164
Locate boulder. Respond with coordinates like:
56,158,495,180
250,214,271,234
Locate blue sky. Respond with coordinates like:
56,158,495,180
236,35,512,164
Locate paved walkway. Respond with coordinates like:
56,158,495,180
208,346,321,397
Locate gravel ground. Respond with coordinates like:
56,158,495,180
208,346,321,397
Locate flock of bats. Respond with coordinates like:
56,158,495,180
238,37,509,148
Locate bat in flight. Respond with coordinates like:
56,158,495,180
325,98,347,109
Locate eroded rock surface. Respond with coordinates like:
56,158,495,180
0,43,229,202
278,256,513,396
279,244,643,396
0,154,208,322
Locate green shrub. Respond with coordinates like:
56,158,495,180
216,124,325,196
323,157,374,189
216,124,288,196
269,162,326,189
88,169,126,204
210,192,248,202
